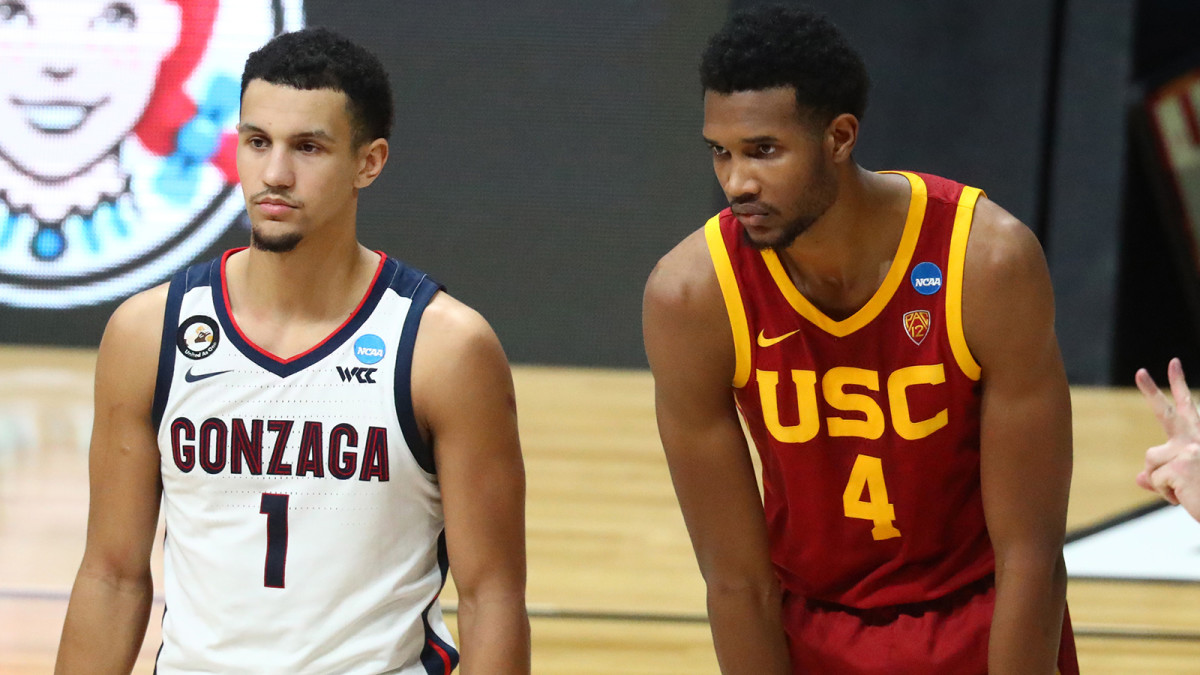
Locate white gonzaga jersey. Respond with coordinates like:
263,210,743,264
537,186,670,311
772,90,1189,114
152,249,458,674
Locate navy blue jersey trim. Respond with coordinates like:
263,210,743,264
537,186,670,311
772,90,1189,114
393,270,444,475
151,268,189,430
419,531,460,674
153,259,218,429
154,527,170,674
214,256,397,378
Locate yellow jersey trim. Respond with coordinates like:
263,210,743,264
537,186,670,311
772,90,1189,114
946,186,984,381
760,171,929,337
704,215,752,388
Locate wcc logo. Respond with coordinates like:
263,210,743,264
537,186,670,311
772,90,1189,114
0,0,305,309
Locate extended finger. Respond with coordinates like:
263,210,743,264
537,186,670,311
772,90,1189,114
1167,358,1200,432
1136,367,1174,432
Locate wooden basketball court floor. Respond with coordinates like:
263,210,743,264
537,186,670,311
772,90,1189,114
3,345,1200,673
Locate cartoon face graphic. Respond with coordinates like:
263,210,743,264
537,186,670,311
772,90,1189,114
0,0,305,308
0,0,181,180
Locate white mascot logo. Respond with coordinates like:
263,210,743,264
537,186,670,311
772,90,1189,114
0,0,304,308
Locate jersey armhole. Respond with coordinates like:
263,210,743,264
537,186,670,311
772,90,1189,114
946,187,984,381
703,215,752,389
394,274,445,476
151,269,188,430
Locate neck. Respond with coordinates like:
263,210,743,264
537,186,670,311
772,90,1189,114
227,222,379,325
775,166,911,316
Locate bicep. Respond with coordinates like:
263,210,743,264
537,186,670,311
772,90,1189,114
964,205,1071,550
80,294,166,579
415,298,525,595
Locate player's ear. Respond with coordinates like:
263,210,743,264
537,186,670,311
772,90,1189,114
826,113,858,163
354,138,389,189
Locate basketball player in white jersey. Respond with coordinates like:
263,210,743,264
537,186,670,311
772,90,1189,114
56,28,530,673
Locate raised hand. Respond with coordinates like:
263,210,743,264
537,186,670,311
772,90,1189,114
1135,358,1200,522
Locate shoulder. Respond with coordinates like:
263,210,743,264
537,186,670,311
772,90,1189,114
103,282,170,354
643,222,736,384
410,291,514,437
416,291,502,357
960,197,1056,370
94,282,171,412
643,224,722,324
411,291,509,393
963,196,1049,288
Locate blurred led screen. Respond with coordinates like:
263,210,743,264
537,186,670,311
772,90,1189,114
0,0,303,309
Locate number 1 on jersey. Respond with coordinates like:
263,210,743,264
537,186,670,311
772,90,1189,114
842,454,901,540
260,493,289,588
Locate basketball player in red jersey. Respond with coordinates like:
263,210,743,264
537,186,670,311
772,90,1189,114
643,6,1077,673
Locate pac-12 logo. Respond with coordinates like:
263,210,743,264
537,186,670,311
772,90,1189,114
910,262,943,296
903,310,931,346
0,0,305,309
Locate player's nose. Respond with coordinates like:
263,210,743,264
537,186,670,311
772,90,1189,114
724,160,760,198
262,149,295,188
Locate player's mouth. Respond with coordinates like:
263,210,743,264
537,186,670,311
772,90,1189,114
731,203,772,228
13,97,107,134
255,197,301,218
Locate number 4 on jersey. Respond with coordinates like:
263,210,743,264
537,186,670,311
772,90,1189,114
842,454,901,540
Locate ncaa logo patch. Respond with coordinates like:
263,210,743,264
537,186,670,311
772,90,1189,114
177,315,219,360
910,262,943,296
903,310,931,346
354,334,386,365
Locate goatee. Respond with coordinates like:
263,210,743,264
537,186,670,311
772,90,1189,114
250,226,303,253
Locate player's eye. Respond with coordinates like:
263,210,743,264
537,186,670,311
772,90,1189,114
756,145,777,156
91,2,137,29
299,143,320,154
248,137,268,149
709,145,728,157
0,0,31,25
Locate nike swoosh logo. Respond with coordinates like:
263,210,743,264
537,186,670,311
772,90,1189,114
757,329,800,348
185,367,232,383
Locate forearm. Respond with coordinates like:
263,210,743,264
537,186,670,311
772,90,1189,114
455,590,530,674
56,568,154,674
988,551,1067,674
707,582,791,674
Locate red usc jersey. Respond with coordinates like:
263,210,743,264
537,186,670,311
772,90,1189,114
706,171,993,609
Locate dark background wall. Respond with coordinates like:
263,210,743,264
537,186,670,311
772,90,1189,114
311,0,728,367
4,0,1200,384
1113,0,1200,384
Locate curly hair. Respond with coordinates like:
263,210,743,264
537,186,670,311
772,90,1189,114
241,27,393,146
700,4,869,128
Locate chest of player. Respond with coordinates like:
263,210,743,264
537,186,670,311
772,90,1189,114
737,293,976,447
162,359,406,483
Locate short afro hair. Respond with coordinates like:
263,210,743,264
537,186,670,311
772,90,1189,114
241,27,393,147
700,4,869,128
